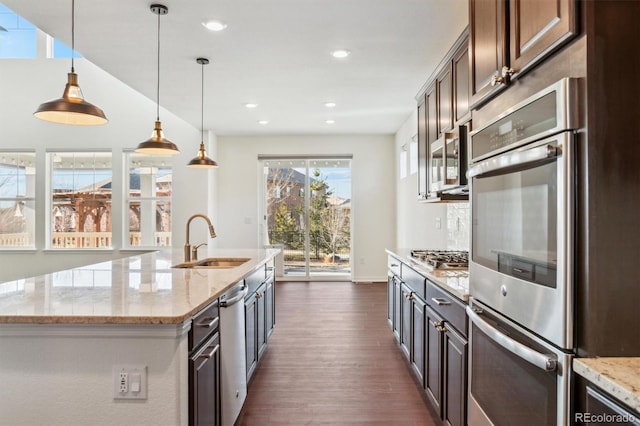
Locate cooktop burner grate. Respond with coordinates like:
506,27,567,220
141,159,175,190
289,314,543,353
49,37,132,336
410,249,469,270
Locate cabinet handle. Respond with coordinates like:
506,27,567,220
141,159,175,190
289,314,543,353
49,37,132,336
404,292,413,300
201,343,220,359
196,316,219,329
431,297,451,306
513,267,526,274
490,66,515,86
430,320,444,328
390,263,399,267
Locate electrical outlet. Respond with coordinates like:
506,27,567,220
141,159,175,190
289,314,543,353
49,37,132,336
119,372,128,393
113,365,147,400
435,217,442,229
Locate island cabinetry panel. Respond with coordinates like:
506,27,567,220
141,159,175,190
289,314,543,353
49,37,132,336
188,298,221,426
245,261,276,382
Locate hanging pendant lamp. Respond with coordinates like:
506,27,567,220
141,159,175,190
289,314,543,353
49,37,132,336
135,4,179,156
187,58,218,168
34,0,107,125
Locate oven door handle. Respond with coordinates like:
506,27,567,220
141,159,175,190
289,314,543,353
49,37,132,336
466,306,557,372
467,143,558,178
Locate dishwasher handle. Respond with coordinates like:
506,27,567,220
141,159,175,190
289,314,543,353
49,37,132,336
220,284,249,308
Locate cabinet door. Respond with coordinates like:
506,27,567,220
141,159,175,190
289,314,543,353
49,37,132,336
244,294,257,380
437,64,454,134
410,296,426,385
265,276,275,339
399,284,412,360
453,42,470,124
443,326,467,426
509,0,576,77
190,332,220,426
417,97,428,199
256,283,268,359
426,82,438,145
393,276,401,342
387,274,394,328
469,0,507,106
425,306,443,416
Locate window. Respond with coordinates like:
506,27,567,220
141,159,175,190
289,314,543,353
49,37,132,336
0,152,35,248
125,152,172,248
0,5,36,59
50,152,113,249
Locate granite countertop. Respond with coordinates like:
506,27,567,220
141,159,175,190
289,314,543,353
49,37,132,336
574,357,640,414
0,248,279,325
386,248,469,302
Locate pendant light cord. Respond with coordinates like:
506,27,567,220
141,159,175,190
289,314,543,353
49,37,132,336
201,62,205,142
156,10,161,121
71,0,75,72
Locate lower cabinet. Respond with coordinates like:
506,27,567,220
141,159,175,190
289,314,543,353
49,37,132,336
189,300,221,426
386,255,468,426
245,268,276,382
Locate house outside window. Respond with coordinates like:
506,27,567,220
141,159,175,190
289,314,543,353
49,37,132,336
0,152,35,248
49,152,112,249
125,152,172,248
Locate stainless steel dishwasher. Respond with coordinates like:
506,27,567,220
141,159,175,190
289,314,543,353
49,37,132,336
219,281,249,426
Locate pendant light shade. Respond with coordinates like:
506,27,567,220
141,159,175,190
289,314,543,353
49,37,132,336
135,4,179,156
34,0,107,126
188,57,218,168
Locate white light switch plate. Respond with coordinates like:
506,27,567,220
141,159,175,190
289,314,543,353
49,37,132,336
113,365,147,400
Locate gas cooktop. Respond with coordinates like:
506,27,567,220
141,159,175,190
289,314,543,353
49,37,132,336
410,249,469,270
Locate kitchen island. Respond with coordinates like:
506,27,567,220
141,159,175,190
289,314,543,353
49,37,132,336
0,248,279,426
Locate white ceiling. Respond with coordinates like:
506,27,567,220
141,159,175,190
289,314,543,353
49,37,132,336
3,0,468,135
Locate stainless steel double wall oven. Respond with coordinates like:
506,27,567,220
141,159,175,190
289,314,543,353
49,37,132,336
467,78,578,426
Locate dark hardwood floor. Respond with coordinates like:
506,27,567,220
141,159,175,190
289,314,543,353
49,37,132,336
235,281,439,426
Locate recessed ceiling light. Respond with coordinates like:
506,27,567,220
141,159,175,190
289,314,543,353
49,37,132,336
324,102,337,108
202,20,227,31
325,119,336,124
258,120,269,125
244,103,258,109
331,49,350,59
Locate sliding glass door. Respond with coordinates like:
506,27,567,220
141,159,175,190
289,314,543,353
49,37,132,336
261,157,352,279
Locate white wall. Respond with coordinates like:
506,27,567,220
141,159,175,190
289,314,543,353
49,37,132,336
216,135,395,282
394,112,448,249
0,58,212,282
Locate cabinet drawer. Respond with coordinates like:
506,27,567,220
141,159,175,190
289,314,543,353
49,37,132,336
427,281,467,337
189,299,220,352
402,265,426,300
388,256,402,277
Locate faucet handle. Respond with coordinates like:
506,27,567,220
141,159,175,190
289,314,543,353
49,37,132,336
192,243,207,261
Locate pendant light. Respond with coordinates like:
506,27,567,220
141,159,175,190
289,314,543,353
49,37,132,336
187,58,218,168
34,0,107,126
135,4,180,156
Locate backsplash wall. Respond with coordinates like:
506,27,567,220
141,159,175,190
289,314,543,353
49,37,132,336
447,203,470,251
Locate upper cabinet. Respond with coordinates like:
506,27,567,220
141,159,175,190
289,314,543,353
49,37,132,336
416,29,470,201
469,0,577,107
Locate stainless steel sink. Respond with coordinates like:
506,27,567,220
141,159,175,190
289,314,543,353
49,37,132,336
172,257,251,269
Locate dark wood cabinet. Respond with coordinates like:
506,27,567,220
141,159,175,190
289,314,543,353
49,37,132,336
443,326,467,426
244,292,257,379
575,381,640,426
265,275,275,339
453,43,470,124
437,65,454,135
425,305,443,414
189,300,221,426
399,283,412,360
469,0,507,107
509,0,576,76
469,0,576,107
417,97,428,199
410,295,426,384
245,265,276,382
189,332,220,426
416,29,469,201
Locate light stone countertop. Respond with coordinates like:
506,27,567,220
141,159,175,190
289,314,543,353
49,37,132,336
574,357,640,414
0,248,280,325
386,248,469,302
